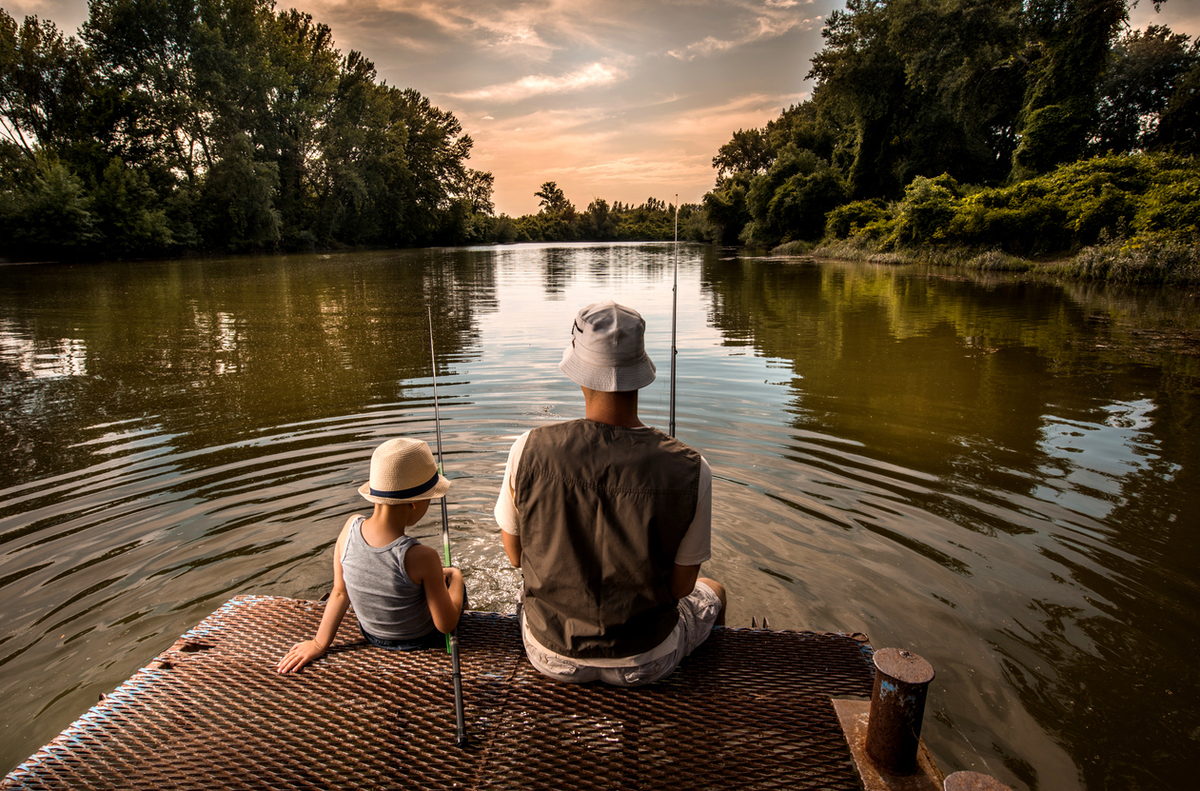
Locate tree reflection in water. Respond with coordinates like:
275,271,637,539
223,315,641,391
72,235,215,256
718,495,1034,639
1,245,1197,790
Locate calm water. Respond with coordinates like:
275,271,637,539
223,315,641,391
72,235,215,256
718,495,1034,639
1,244,1198,789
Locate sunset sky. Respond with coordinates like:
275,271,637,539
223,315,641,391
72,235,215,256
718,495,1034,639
5,0,1197,216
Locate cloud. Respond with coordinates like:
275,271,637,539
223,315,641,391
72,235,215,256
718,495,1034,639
667,0,813,61
450,62,627,103
3,0,90,33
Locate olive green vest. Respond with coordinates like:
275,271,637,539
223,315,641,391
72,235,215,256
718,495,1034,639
514,419,701,659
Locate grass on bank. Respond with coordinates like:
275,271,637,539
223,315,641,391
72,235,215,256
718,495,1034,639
779,153,1200,285
802,235,1200,286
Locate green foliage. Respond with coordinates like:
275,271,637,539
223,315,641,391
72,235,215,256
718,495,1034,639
1155,60,1200,154
700,0,1198,256
826,199,890,240
1131,177,1200,237
890,174,963,246
702,173,753,245
742,146,847,246
713,128,772,179
91,157,174,257
1094,26,1199,154
1012,0,1127,176
199,133,281,252
506,189,689,243
0,153,98,259
0,1,494,261
826,154,1199,259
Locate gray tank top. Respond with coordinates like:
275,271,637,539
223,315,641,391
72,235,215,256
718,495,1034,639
340,515,435,640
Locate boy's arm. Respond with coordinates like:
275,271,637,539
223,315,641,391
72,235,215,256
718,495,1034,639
407,544,465,634
277,517,355,673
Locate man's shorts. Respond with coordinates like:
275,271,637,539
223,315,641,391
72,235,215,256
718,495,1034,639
522,581,723,687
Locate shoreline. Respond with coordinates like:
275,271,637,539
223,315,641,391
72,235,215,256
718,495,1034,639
774,237,1200,288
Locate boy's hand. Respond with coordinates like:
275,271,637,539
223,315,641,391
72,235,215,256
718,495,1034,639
444,566,467,610
277,639,326,673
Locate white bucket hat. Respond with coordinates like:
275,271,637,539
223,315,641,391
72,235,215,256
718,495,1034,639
559,301,656,392
357,438,451,504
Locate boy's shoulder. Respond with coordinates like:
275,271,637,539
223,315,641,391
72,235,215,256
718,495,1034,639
403,540,441,584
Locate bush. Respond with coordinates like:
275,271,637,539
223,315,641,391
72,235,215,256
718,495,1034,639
890,174,962,246
826,199,890,239
0,155,99,260
1134,179,1200,236
743,146,847,245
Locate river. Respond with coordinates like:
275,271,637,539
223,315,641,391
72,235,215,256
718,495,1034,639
1,243,1197,789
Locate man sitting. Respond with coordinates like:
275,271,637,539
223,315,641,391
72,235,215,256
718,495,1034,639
494,300,726,686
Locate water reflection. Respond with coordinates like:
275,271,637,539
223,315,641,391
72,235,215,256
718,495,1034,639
0,246,1198,791
0,323,89,379
700,253,1200,789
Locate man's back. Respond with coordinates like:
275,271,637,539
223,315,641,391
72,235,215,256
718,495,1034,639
494,300,725,686
514,419,701,658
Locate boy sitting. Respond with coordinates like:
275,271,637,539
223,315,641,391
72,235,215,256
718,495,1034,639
278,437,465,672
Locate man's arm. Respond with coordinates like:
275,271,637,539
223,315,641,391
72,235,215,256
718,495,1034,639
671,457,712,600
495,431,530,568
502,530,522,567
671,563,701,600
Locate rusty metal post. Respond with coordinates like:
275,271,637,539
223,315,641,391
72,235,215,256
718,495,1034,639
943,770,1015,791
865,647,935,775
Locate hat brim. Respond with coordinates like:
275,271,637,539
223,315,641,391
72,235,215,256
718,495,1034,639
559,345,656,392
358,475,451,505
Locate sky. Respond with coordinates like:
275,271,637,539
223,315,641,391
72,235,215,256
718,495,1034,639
4,0,1198,217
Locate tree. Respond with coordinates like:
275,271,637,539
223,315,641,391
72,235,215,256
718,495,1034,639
1,0,493,259
581,197,615,239
198,132,281,251
743,146,848,245
1154,59,1200,154
808,0,909,198
1011,0,1127,176
0,11,94,161
713,128,772,179
535,181,574,216
0,153,98,259
1095,26,1199,154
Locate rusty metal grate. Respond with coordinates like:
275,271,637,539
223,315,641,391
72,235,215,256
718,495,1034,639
4,596,876,790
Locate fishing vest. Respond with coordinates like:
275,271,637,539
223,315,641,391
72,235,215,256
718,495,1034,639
513,419,702,659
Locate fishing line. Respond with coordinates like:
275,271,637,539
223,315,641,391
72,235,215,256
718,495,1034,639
670,193,679,439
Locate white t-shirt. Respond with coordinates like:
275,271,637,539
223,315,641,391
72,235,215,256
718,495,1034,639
494,426,714,666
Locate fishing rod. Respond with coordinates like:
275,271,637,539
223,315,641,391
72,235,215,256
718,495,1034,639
427,306,468,748
669,194,679,438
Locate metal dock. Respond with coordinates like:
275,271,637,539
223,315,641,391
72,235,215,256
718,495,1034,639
4,595,880,790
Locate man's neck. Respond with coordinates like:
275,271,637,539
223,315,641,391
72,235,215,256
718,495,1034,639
581,387,645,428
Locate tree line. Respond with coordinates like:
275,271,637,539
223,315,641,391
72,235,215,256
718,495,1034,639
697,0,1199,264
4,0,1197,264
0,0,497,260
497,181,696,243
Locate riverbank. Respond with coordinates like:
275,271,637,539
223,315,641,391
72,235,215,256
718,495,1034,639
774,235,1200,287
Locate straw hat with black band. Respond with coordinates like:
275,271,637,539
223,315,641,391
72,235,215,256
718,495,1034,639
358,438,451,505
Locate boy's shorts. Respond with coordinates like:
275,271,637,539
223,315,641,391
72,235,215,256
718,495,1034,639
522,581,723,687
360,622,444,650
